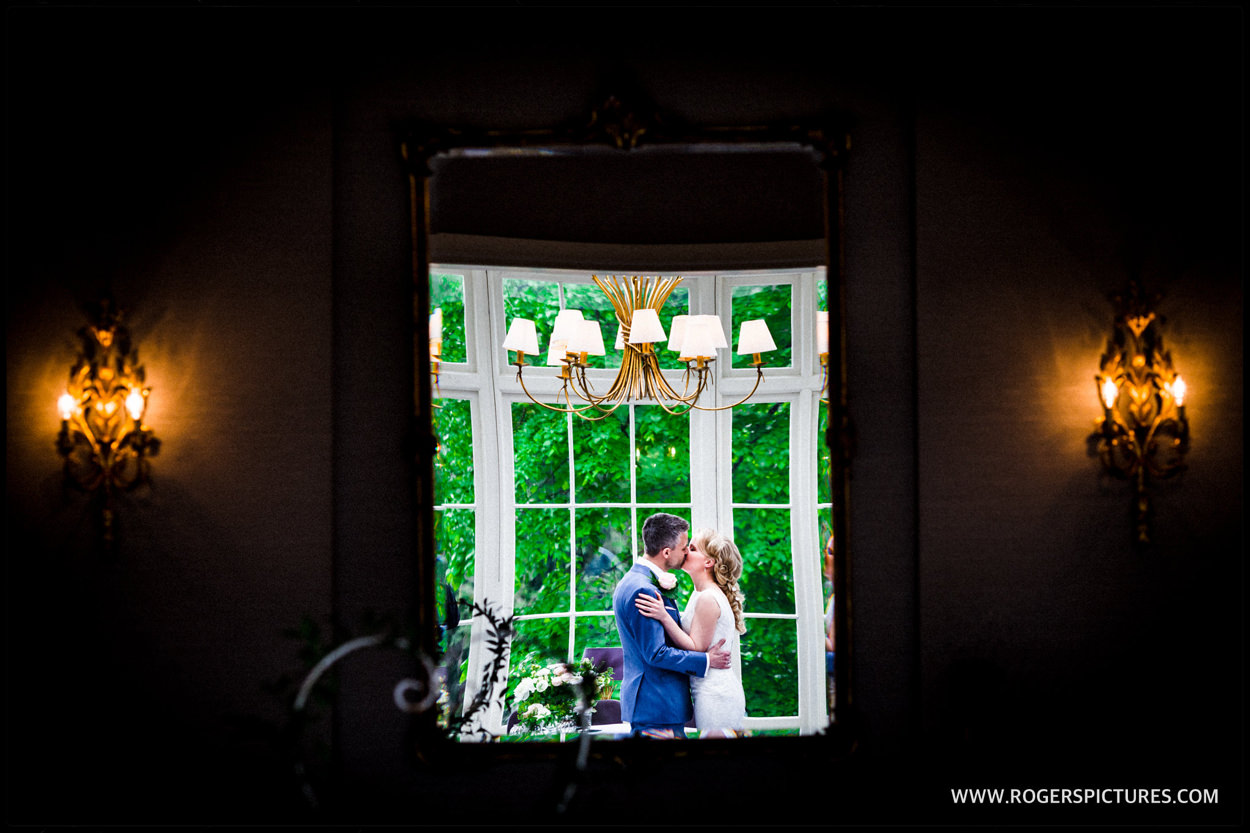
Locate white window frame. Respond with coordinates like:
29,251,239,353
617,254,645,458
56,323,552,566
431,264,829,737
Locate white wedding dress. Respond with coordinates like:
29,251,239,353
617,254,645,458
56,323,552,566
682,586,746,734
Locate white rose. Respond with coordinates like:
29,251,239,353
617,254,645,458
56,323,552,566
525,703,551,719
657,571,677,590
515,678,535,702
535,677,549,693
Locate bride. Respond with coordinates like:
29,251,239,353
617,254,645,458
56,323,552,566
635,527,747,738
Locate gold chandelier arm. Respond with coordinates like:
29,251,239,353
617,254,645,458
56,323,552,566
685,366,767,412
510,362,622,417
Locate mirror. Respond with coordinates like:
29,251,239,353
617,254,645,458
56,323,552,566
403,97,849,746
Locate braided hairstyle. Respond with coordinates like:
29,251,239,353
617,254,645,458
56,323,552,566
692,528,747,634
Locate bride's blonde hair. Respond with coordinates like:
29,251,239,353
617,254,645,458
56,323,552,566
691,528,747,634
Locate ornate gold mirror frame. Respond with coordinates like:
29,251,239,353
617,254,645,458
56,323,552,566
401,96,852,758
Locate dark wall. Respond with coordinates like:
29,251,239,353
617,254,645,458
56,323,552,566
5,6,1242,826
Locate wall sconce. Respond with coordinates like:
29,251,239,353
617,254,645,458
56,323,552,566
1091,281,1188,544
56,298,160,545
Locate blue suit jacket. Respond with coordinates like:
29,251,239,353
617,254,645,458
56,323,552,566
612,563,707,726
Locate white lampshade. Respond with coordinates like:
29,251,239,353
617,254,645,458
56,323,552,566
628,308,667,344
816,310,829,355
677,316,722,359
546,339,570,366
736,319,778,355
667,315,690,352
695,314,728,349
502,318,540,355
429,308,443,342
614,324,624,350
569,320,606,356
551,309,586,343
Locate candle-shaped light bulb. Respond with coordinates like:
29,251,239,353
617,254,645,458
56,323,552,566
58,392,76,421
1100,377,1119,411
125,388,146,421
429,308,443,361
1171,375,1187,407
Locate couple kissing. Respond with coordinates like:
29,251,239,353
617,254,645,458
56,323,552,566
611,512,747,739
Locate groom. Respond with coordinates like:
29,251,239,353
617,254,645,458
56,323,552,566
612,512,731,738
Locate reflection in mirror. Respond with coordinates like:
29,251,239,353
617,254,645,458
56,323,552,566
406,94,846,747
427,265,835,740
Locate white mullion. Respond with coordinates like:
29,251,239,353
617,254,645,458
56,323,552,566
793,390,826,734
629,403,638,560
488,270,522,736
565,408,577,662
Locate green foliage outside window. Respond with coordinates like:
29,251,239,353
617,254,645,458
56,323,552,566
731,283,793,368
431,272,467,364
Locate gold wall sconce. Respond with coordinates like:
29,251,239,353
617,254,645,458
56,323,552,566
56,298,160,544
502,274,779,419
1091,282,1189,544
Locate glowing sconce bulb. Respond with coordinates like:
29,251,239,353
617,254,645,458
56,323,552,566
1100,377,1119,411
1170,375,1187,407
58,392,76,421
125,388,146,421
429,308,443,361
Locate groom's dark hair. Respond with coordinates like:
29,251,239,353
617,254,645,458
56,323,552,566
642,512,689,557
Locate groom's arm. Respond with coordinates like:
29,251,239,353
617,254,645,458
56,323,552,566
626,588,710,677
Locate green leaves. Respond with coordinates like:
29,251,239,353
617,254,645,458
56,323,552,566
430,272,467,363
730,284,792,369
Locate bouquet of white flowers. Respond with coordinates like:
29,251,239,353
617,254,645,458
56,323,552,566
508,653,616,733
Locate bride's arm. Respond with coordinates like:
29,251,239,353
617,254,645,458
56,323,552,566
685,594,719,652
634,591,698,651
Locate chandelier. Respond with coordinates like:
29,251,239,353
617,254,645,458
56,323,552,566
501,275,778,418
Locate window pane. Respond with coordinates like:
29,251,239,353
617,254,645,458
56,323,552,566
514,508,570,614
730,283,792,368
503,277,562,356
734,508,794,615
817,274,828,313
435,508,476,606
572,408,629,503
512,403,569,504
434,398,474,505
574,616,621,698
562,282,622,370
741,617,798,716
817,401,831,505
732,402,790,503
575,507,631,611
635,405,691,503
430,272,467,363
505,619,571,723
437,622,473,729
